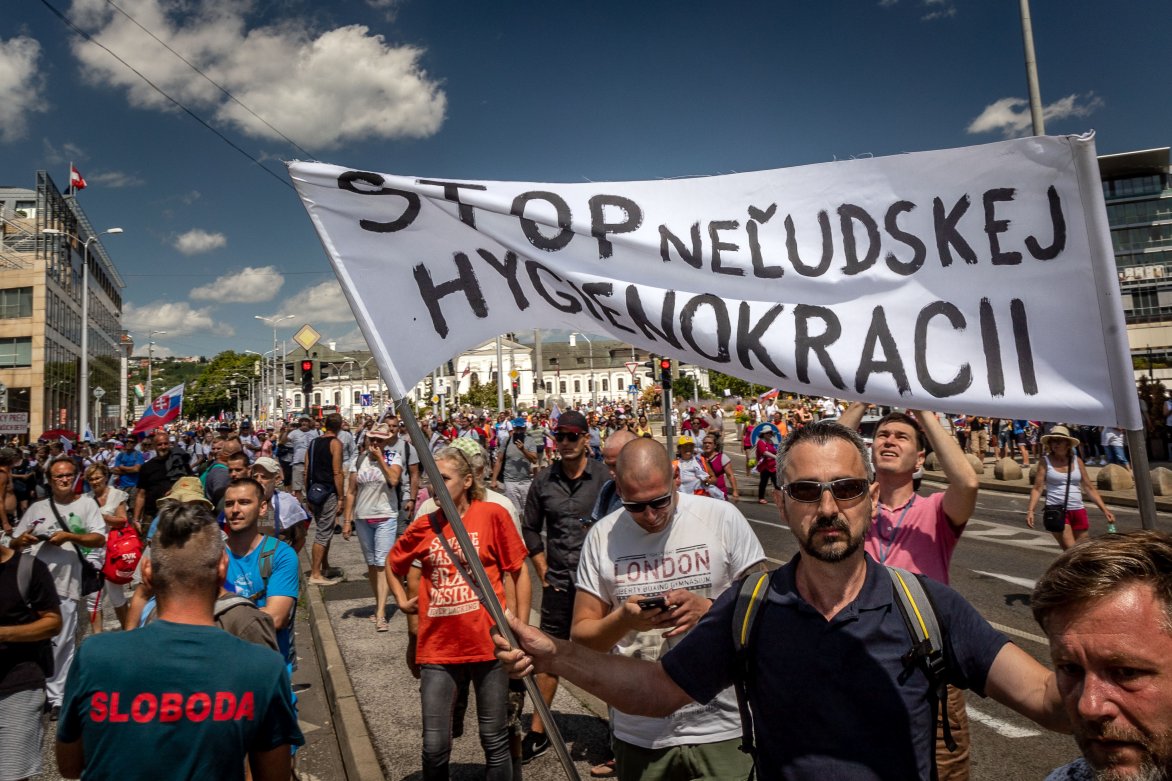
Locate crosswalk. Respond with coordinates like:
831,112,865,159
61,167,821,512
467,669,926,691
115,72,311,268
962,519,1061,551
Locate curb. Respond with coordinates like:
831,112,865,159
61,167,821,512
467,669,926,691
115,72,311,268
300,550,384,781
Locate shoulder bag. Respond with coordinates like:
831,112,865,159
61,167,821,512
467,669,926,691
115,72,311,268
1042,457,1074,533
48,499,104,596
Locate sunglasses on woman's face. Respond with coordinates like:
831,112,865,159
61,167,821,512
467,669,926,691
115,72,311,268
621,492,673,513
781,478,870,503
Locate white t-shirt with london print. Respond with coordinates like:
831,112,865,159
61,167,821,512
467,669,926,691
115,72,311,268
575,492,764,749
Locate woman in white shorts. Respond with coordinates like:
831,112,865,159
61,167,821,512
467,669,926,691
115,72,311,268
83,463,130,632
342,422,402,632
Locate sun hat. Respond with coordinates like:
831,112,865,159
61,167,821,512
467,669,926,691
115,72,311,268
1041,425,1080,448
367,422,394,441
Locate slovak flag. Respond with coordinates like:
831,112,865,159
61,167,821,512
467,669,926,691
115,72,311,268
132,382,185,435
70,165,87,192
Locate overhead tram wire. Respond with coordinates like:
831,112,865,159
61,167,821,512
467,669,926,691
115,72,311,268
101,0,316,161
37,0,299,192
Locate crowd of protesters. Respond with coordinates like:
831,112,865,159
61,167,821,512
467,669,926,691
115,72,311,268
0,383,1162,781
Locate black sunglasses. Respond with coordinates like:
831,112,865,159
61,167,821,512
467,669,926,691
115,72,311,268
622,492,673,513
554,432,582,442
781,478,870,503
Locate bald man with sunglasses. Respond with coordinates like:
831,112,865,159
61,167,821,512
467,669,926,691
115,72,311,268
572,438,764,780
498,422,1066,780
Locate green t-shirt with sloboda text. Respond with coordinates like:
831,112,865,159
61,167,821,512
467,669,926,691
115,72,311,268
57,620,303,781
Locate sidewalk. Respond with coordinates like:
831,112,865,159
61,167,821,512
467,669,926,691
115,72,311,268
304,536,611,781
921,454,1172,515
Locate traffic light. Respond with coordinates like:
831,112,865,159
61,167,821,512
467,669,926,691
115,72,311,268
659,357,672,390
284,362,295,382
511,378,519,398
300,360,314,394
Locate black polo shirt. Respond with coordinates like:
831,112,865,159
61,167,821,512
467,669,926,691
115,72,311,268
522,458,609,590
662,553,1008,780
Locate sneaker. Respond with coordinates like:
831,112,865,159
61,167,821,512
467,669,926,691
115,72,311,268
307,575,341,586
521,731,550,764
324,566,344,579
49,705,61,721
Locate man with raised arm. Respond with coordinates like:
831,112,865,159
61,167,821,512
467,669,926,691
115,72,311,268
838,403,980,779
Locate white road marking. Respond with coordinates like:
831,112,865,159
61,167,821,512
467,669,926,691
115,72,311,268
964,520,1061,551
967,705,1042,738
971,570,1038,590
988,621,1049,647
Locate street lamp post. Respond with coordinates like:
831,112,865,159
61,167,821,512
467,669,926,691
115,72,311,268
255,315,294,419
43,227,123,441
146,330,166,408
569,332,595,410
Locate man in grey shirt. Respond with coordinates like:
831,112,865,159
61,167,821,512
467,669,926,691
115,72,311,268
279,417,318,502
491,417,537,515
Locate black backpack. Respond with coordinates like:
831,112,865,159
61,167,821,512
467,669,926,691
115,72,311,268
730,566,955,775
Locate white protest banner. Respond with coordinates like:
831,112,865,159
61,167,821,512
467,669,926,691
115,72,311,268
0,412,29,435
289,133,1138,428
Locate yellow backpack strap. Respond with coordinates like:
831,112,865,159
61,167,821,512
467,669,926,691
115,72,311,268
730,570,773,768
886,565,955,753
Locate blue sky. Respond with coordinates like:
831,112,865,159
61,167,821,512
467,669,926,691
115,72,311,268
2,0,1168,360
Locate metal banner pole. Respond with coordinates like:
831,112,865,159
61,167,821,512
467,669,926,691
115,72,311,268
396,398,579,781
1125,429,1159,530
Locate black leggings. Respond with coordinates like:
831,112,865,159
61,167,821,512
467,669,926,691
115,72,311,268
758,470,779,500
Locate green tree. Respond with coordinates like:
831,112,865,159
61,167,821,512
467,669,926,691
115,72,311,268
185,352,260,418
458,379,503,410
708,370,755,399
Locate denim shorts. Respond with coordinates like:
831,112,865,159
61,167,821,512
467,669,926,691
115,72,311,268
354,515,397,566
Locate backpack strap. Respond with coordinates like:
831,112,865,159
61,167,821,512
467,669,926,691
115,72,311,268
886,565,956,753
730,569,772,769
249,535,278,604
16,550,35,608
215,593,259,619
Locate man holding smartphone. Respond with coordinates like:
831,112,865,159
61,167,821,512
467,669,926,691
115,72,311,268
571,437,765,780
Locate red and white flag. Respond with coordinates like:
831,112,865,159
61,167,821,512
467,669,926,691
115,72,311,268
70,165,87,192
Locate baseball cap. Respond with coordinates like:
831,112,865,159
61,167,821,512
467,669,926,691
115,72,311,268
556,410,588,434
250,456,282,475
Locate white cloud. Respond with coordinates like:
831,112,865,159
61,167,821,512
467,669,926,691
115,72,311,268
920,0,956,20
124,300,234,338
0,36,48,142
41,139,88,166
267,279,355,324
967,92,1104,138
174,228,227,255
190,265,284,302
67,0,446,150
326,326,371,352
88,170,146,188
131,344,174,359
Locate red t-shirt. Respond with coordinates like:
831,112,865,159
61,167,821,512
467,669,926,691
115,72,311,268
389,501,528,664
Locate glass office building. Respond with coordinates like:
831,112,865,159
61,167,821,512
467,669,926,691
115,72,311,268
0,171,125,440
1100,148,1172,370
